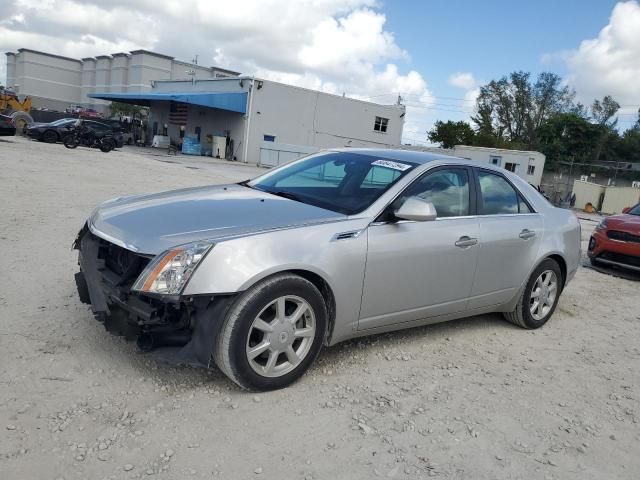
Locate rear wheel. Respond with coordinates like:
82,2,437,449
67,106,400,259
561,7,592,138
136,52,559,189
213,273,327,391
42,129,58,143
504,259,563,329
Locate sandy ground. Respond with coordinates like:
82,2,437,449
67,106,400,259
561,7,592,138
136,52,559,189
1,137,639,480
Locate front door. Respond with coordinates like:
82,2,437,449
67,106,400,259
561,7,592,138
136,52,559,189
359,167,479,330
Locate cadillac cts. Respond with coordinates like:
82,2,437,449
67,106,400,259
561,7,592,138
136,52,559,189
74,149,581,391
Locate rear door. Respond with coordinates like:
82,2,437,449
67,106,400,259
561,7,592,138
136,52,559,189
468,169,543,309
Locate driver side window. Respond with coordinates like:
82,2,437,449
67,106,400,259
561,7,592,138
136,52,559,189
395,168,470,218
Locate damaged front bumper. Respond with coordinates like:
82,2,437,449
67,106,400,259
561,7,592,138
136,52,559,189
74,226,231,367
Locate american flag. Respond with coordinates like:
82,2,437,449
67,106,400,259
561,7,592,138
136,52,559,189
169,102,188,125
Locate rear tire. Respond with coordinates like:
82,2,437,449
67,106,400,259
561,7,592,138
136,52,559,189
213,273,327,391
503,258,563,329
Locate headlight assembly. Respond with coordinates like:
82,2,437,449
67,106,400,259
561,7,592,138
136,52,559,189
595,218,608,231
132,242,213,295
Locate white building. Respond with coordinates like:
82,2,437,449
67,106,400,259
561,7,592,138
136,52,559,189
5,48,238,113
90,77,406,164
402,144,545,187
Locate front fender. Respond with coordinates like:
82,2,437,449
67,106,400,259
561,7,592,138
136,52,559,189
183,221,369,343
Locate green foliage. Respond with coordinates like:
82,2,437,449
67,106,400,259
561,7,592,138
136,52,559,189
109,101,147,119
471,71,574,147
423,69,639,173
427,120,475,148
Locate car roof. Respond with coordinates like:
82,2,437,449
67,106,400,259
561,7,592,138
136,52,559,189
330,147,459,165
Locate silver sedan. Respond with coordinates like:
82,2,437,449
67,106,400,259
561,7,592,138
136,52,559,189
74,149,581,390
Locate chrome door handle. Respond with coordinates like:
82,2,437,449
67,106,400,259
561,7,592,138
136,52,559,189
519,229,536,240
455,236,478,248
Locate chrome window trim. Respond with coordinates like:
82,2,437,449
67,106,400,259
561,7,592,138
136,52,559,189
369,212,541,227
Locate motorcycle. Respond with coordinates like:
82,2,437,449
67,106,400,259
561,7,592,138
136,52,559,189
63,124,116,153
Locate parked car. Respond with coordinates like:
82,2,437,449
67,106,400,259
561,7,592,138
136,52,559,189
74,149,581,391
588,202,640,272
26,118,124,147
0,114,17,136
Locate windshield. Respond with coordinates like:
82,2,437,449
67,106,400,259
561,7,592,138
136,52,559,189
248,151,417,215
628,203,640,215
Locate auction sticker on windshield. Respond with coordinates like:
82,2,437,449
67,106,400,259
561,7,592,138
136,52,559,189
371,159,412,171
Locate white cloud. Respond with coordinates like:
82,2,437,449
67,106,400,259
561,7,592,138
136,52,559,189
0,0,435,142
561,1,640,116
448,72,476,90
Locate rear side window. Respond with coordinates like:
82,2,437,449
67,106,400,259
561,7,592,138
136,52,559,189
478,171,520,215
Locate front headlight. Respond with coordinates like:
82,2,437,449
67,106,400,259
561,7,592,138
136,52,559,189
132,242,213,295
595,218,608,231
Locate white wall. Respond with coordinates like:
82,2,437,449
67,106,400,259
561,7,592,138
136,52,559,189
452,146,545,187
246,79,405,164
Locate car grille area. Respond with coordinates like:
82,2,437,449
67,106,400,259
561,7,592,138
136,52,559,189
607,230,640,244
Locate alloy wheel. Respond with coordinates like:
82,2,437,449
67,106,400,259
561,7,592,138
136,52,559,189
245,295,316,378
529,270,558,321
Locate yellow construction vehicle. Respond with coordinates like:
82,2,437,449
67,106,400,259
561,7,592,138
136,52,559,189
0,86,33,132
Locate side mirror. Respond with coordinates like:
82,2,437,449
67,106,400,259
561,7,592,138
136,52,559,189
622,207,631,214
394,197,437,222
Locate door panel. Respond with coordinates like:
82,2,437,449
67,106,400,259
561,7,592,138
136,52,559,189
359,218,479,330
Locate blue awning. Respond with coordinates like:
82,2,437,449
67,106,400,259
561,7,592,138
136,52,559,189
88,91,247,114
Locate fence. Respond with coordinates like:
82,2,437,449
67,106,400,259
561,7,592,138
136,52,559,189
258,141,318,167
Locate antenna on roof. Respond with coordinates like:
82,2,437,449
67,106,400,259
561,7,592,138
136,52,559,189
192,55,198,65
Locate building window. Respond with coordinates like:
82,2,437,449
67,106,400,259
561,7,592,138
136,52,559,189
374,116,389,133
490,155,501,166
504,162,517,172
263,134,276,142
527,165,535,175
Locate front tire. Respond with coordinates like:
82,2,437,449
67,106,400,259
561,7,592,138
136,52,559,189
504,259,563,329
213,273,327,391
63,134,79,149
42,130,58,143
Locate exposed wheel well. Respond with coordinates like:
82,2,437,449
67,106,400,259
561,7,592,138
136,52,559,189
547,254,567,290
289,269,336,345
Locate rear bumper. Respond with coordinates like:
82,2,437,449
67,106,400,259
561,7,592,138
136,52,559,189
588,231,640,272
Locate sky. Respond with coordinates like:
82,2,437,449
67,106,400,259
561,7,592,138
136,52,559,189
1,0,639,144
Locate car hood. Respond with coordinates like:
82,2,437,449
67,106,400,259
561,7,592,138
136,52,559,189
89,184,346,254
606,214,640,232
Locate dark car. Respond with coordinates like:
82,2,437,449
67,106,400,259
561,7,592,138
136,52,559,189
589,202,640,272
26,118,124,147
0,114,17,136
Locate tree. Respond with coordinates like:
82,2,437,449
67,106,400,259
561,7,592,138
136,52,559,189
471,71,574,147
537,112,602,169
428,120,475,148
591,95,620,127
590,95,620,161
109,101,146,120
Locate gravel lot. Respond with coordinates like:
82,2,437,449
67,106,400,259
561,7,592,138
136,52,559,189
1,137,639,480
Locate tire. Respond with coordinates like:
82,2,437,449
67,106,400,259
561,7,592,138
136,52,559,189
213,273,327,391
63,135,79,149
503,258,563,329
42,130,58,143
99,138,115,152
10,111,33,134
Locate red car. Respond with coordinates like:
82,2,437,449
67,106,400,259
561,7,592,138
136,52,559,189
588,202,640,272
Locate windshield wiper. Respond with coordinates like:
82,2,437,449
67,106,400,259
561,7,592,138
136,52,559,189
265,190,305,203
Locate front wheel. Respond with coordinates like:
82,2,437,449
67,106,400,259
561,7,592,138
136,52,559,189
213,273,327,391
503,258,563,329
63,134,79,149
